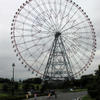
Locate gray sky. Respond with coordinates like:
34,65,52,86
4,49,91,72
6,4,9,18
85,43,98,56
0,0,100,80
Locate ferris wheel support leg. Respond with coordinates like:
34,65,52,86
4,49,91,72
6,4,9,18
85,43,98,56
43,32,74,80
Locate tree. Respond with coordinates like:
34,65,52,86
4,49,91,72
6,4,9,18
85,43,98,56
23,78,42,84
33,78,42,84
14,82,19,90
22,83,30,92
81,74,94,88
40,81,48,93
88,65,100,100
2,83,9,92
36,85,39,90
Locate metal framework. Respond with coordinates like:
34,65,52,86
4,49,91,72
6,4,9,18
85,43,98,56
43,32,73,80
11,0,96,80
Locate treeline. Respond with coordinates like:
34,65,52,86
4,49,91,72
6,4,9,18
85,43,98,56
0,78,11,83
0,77,42,84
23,78,42,84
0,77,42,94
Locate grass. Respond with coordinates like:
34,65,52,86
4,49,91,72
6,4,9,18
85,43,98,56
72,89,87,92
0,83,3,89
57,88,87,93
0,93,9,97
82,95,95,100
0,93,25,100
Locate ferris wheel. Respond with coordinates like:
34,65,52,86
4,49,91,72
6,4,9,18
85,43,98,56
11,0,96,80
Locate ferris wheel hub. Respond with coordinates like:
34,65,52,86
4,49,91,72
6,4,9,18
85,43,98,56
55,32,61,38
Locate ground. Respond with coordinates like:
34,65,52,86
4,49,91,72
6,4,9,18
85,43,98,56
25,91,87,100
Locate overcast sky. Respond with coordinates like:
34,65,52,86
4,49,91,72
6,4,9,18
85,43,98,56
0,0,100,80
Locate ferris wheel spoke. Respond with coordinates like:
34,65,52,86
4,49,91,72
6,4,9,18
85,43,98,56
76,48,90,61
61,1,68,19
69,59,77,76
77,51,89,64
61,19,87,33
73,25,90,30
62,33,93,43
15,20,32,27
63,36,82,57
58,2,73,30
62,25,90,34
54,0,57,15
60,3,78,30
19,44,42,54
79,36,93,40
13,33,52,38
22,37,53,55
72,46,89,62
70,51,84,72
54,0,57,30
40,0,56,31
31,39,53,55
23,7,55,32
15,27,32,32
31,45,52,68
37,49,50,72
15,26,52,35
19,13,47,30
48,0,58,30
19,8,55,32
16,35,53,45
70,42,91,59
62,35,79,47
69,51,82,72
62,25,80,36
62,38,76,73
63,31,92,35
13,34,36,38
69,38,92,53
54,0,60,30
64,2,74,19
26,7,52,31
59,0,62,15
19,13,33,22
59,16,79,32
15,19,44,33
28,3,55,31
62,36,91,59
60,8,79,31
31,53,44,69
78,40,93,47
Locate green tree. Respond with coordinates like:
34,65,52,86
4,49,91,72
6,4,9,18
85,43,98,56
88,65,100,100
22,83,30,92
2,83,9,92
14,82,19,90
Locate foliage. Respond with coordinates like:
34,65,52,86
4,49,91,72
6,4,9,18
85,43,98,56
81,74,95,88
87,65,100,100
0,78,11,83
82,95,95,100
0,95,25,100
22,83,30,92
2,83,9,92
23,78,42,84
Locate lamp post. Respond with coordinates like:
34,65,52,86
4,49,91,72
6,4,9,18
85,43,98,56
12,63,15,95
